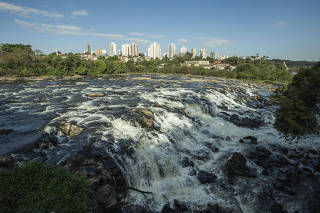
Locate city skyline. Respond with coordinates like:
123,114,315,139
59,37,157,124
0,0,319,60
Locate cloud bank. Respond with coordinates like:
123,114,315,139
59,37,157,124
0,1,63,18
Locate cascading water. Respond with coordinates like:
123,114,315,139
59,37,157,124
0,74,319,213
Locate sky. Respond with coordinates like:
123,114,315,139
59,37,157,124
0,0,319,61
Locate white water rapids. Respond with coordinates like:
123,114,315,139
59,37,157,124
0,75,319,212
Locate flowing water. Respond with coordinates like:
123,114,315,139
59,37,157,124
0,74,319,212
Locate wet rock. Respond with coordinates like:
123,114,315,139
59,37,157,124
0,155,16,170
271,203,287,213
271,155,290,167
239,136,258,145
173,199,189,212
140,118,153,128
247,146,272,169
162,203,174,213
197,170,217,184
94,184,118,210
85,93,105,97
59,121,83,136
229,114,264,129
203,142,219,152
0,129,13,135
181,157,194,167
133,108,155,119
79,166,98,178
226,152,257,178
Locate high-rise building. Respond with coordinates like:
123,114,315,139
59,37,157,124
121,44,130,56
109,42,117,56
147,42,161,59
209,51,215,58
180,46,187,55
96,48,102,56
88,44,92,55
168,43,176,58
199,48,207,58
130,43,138,56
191,48,196,58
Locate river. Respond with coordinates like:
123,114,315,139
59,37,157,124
0,74,319,213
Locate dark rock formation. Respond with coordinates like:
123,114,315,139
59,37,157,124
197,170,217,184
226,152,257,178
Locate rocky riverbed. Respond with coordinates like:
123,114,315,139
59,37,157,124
0,74,319,213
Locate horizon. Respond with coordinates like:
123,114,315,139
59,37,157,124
0,0,319,61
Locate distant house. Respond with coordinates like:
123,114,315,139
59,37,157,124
182,61,211,69
212,63,236,70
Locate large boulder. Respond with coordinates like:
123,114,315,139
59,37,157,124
226,152,257,178
229,114,264,129
197,170,217,184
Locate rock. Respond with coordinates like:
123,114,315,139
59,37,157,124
76,82,89,85
79,166,98,178
0,129,13,135
203,142,219,152
94,184,118,210
226,152,257,178
271,203,287,213
59,122,83,136
239,136,258,145
140,118,153,128
181,157,194,168
85,93,105,97
0,155,16,169
229,114,264,129
173,199,189,212
132,108,155,118
162,203,174,213
197,170,217,184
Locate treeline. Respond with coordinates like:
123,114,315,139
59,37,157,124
0,43,292,83
274,63,320,137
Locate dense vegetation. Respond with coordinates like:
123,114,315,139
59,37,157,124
0,161,95,213
274,63,320,137
0,43,292,83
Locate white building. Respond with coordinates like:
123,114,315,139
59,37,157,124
199,48,207,58
130,43,138,56
191,48,196,58
109,42,117,56
101,49,107,54
121,43,139,56
168,43,176,58
147,42,161,59
180,46,187,55
121,44,130,56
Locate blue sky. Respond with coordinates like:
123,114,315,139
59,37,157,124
0,0,319,60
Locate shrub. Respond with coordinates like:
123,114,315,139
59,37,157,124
0,161,95,213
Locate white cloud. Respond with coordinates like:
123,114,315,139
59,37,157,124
0,1,63,18
72,10,88,16
14,19,151,42
128,32,144,36
127,38,152,44
200,37,230,48
128,32,165,39
272,21,287,29
177,38,188,44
